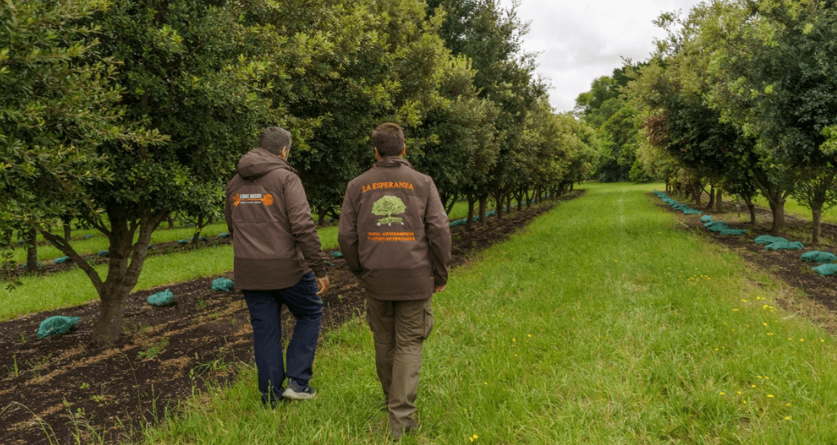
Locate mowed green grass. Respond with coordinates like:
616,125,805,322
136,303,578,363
139,182,837,444
749,195,837,224
0,226,339,320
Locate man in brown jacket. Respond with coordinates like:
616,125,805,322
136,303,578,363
225,127,329,407
338,123,451,439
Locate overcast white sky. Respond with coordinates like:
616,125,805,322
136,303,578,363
500,0,702,112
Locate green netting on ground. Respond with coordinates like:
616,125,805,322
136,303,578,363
37,316,81,339
54,256,70,264
704,221,726,228
707,222,730,232
212,278,235,292
719,229,748,236
701,215,713,223
331,251,343,258
654,191,702,215
813,264,837,276
97,250,109,257
754,235,788,245
147,289,174,306
20,261,41,269
190,236,208,242
218,232,231,238
766,241,804,251
801,251,837,263
177,239,189,245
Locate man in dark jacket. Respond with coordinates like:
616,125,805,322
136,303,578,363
225,127,330,406
338,123,451,439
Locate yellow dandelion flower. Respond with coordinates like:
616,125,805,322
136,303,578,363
763,323,768,326
470,438,474,442
473,435,479,439
737,391,742,395
751,385,756,388
513,338,516,342
822,339,826,342
785,416,791,420
767,395,774,398
765,376,770,380
615,260,618,262
715,348,719,351
483,381,488,385
719,392,725,395
786,403,791,407
733,309,739,312
757,376,762,379
514,354,518,357
800,339,804,342
528,334,532,338
742,400,747,404
789,338,793,341
742,299,748,302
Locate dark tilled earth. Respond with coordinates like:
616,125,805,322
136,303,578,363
0,191,583,445
654,192,837,332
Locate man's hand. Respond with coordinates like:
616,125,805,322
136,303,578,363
316,275,330,296
434,285,446,293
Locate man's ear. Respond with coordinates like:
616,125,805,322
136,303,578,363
374,147,381,161
401,145,406,157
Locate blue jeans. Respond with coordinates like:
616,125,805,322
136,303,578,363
243,272,323,403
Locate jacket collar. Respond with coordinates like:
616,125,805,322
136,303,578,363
374,156,414,169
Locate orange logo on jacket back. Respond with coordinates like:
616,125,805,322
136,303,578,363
233,193,274,207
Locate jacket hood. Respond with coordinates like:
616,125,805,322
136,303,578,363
237,148,296,180
374,156,414,169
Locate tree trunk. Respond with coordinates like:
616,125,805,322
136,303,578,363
525,190,532,209
495,193,505,219
706,185,715,210
25,228,37,273
466,194,475,229
91,288,127,344
63,220,72,240
715,188,724,213
191,214,204,244
478,196,487,225
167,214,176,229
744,199,756,224
318,212,326,226
517,191,524,212
570,183,574,192
812,208,823,245
767,199,786,233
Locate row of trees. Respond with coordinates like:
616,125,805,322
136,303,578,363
0,0,600,344
577,0,837,245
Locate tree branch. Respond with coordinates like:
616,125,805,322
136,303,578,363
39,230,103,290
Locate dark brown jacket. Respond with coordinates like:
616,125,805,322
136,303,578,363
338,157,451,300
225,148,326,290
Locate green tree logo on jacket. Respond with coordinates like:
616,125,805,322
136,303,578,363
372,195,407,226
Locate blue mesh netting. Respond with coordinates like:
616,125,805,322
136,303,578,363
754,235,788,245
218,232,231,238
212,278,235,292
766,241,804,251
701,215,713,223
813,264,837,276
331,251,343,258
190,236,207,242
177,239,189,245
20,261,41,269
654,191,702,215
83,234,93,239
801,251,837,263
54,256,70,264
147,289,174,306
97,250,109,257
719,229,748,236
37,316,81,339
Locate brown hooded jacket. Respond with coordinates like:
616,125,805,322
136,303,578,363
338,157,451,300
225,148,326,290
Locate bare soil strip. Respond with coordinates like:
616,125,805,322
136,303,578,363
0,191,582,445
655,193,837,333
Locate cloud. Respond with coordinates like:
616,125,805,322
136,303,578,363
499,0,702,112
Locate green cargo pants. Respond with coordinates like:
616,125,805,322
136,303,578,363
365,296,434,436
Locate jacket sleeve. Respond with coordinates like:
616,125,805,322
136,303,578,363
284,174,327,278
425,179,452,286
337,182,362,277
224,181,234,238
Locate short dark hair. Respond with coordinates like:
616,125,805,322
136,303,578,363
259,127,291,155
372,123,405,157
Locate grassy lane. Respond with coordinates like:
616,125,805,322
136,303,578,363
0,226,339,320
141,182,837,444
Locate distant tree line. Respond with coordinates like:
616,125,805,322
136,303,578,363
576,0,837,245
